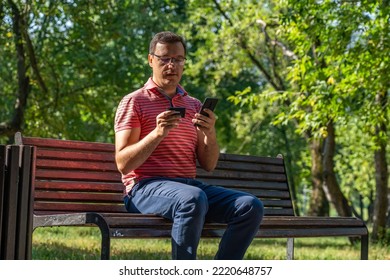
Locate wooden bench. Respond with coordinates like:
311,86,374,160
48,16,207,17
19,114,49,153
15,132,369,260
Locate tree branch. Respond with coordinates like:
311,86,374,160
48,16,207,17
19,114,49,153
212,0,285,91
256,19,298,60
20,3,48,94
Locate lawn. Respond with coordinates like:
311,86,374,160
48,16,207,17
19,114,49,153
32,227,390,260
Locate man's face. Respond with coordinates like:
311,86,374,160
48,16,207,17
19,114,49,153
148,42,185,94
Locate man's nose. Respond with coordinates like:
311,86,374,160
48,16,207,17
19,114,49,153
167,60,175,68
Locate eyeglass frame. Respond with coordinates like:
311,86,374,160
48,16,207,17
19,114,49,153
150,53,186,66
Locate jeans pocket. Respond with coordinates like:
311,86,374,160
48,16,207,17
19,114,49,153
128,183,140,198
124,192,141,213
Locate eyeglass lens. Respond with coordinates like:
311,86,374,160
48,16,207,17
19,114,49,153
152,54,185,65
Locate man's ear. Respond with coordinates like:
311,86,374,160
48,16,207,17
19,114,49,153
148,54,153,67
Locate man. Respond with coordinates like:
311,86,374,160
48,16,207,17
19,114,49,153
114,31,263,259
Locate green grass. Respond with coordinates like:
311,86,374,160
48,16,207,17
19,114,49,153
31,227,390,260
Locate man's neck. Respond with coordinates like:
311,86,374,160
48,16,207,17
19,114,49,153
150,78,177,97
163,88,177,98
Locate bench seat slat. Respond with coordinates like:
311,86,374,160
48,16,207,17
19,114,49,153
101,215,364,228
255,228,369,238
109,227,368,239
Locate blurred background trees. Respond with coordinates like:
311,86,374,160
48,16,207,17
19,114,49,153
1,0,388,242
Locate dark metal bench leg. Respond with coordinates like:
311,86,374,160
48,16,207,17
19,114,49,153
287,238,294,260
86,213,111,260
100,233,110,260
361,234,369,260
0,146,6,259
17,146,34,259
3,146,20,259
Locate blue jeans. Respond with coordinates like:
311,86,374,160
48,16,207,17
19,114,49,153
124,177,264,260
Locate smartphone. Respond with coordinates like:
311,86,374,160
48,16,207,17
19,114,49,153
168,107,186,118
199,97,219,117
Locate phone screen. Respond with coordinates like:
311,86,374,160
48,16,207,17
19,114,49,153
168,107,186,118
199,98,219,116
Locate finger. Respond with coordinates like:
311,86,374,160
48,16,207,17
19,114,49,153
202,109,216,118
193,119,209,129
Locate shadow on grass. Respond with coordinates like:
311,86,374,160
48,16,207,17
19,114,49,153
252,237,355,248
32,241,172,260
32,237,359,260
33,242,101,260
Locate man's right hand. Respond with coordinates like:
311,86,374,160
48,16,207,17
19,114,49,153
115,110,181,175
155,110,182,137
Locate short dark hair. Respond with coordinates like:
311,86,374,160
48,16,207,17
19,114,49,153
149,31,187,55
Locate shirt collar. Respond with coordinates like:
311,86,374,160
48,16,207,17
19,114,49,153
144,77,187,97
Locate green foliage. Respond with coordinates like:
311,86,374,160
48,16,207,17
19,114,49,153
1,0,188,142
180,0,294,155
1,1,388,226
278,0,389,140
271,1,389,218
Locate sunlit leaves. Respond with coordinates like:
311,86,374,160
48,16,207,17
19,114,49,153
1,0,189,142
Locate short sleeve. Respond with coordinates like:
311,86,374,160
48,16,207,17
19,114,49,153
114,95,140,133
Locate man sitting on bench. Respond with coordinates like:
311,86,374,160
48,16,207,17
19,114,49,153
114,31,264,260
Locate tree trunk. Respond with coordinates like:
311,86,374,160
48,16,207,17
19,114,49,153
322,121,352,217
308,138,329,216
371,92,389,242
372,142,389,241
387,191,390,226
0,1,30,140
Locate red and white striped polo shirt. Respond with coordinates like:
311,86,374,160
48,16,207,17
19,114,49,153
114,78,202,193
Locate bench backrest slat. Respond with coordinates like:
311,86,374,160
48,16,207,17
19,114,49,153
37,158,118,171
35,181,123,192
35,169,120,182
18,135,295,217
34,202,126,213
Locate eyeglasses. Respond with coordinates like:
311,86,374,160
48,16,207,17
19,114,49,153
151,53,186,66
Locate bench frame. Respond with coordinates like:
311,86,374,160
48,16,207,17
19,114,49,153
15,132,369,260
1,145,35,259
